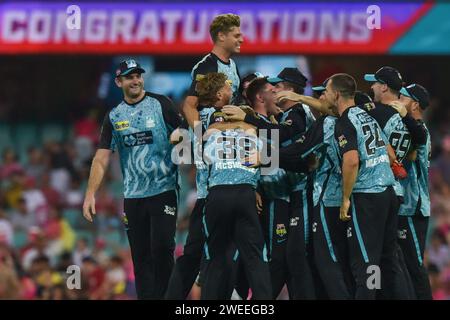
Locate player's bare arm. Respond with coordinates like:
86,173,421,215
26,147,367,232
83,149,112,222
182,95,201,128
276,91,334,115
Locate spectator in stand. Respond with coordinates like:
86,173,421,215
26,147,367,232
99,255,127,299
428,264,446,300
21,176,49,227
95,184,119,233
91,238,110,267
45,207,76,255
73,109,100,165
25,147,45,182
434,135,450,184
64,176,84,208
10,197,36,233
56,251,74,273
0,208,13,246
81,256,106,300
21,229,54,271
0,244,20,299
0,148,23,181
28,255,64,300
73,238,92,267
428,230,450,272
39,172,62,210
4,170,26,210
45,141,76,195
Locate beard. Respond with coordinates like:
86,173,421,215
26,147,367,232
126,85,143,98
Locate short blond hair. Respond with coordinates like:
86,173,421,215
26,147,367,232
196,73,228,106
209,14,240,42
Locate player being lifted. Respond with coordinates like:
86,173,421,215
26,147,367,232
182,14,242,128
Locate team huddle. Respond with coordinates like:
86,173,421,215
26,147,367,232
83,14,432,300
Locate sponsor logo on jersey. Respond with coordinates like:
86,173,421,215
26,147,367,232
121,212,129,230
164,205,176,216
364,102,376,111
276,224,287,237
290,217,299,227
212,111,226,123
146,117,155,128
114,120,130,131
123,131,153,147
295,134,306,143
398,229,407,240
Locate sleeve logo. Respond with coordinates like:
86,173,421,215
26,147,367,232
338,134,348,148
195,74,205,81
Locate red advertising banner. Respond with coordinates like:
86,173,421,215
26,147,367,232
0,2,433,54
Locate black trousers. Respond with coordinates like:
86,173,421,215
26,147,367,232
286,190,316,299
312,204,352,299
123,190,177,300
398,215,433,300
201,184,272,300
347,187,409,300
165,198,206,300
376,196,415,300
260,198,290,299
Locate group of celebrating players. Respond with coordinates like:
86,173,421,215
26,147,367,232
83,13,432,300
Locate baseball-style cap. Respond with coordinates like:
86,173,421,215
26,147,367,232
364,66,403,91
312,85,325,92
242,72,266,84
400,84,430,109
354,91,373,105
115,59,146,77
268,67,308,87
312,78,329,92
240,72,267,95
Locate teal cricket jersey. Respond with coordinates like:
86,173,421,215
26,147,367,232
335,106,395,193
313,116,342,207
99,92,181,199
399,122,431,217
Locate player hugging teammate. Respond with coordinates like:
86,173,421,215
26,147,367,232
86,12,433,301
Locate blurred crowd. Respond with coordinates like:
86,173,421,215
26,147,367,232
0,99,449,300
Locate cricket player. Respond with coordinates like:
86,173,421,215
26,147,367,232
223,69,317,299
242,76,292,299
200,107,272,300
165,73,234,299
363,66,420,299
397,84,433,300
275,82,354,299
83,59,181,299
182,13,242,128
330,73,397,300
